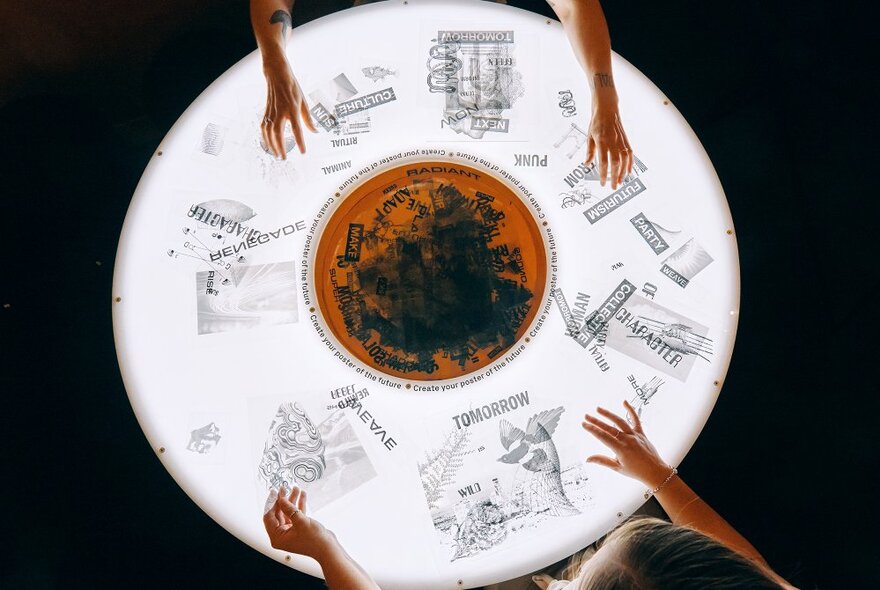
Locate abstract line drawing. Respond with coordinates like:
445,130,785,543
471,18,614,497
187,422,221,453
558,184,594,208
258,404,377,511
553,122,588,158
196,262,298,334
199,123,226,156
628,376,665,422
419,429,472,510
362,66,397,83
168,222,244,282
623,154,648,182
498,407,578,516
660,238,714,288
258,402,326,488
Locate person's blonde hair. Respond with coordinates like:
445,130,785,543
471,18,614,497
574,517,783,589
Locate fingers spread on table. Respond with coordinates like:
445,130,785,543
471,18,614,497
584,413,620,437
597,406,632,433
582,420,618,447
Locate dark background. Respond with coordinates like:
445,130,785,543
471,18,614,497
1,1,873,588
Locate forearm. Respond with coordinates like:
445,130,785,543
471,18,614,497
250,0,294,65
313,535,381,590
654,474,769,567
548,0,618,111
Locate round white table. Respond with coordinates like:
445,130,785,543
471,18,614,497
113,1,739,588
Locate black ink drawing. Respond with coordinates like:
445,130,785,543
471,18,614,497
258,403,377,511
660,238,713,288
623,155,648,183
199,123,226,156
627,375,665,423
362,66,397,83
559,184,594,209
498,407,579,516
553,122,588,158
167,196,260,281
168,225,238,279
447,491,509,560
418,428,472,510
196,262,298,334
187,422,221,453
421,405,592,561
426,38,462,94
557,90,577,118
269,9,292,37
428,32,525,139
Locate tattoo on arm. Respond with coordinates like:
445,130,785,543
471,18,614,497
594,73,614,89
269,10,292,38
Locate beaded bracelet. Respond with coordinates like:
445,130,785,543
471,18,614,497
644,466,678,499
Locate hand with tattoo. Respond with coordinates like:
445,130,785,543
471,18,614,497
586,73,633,190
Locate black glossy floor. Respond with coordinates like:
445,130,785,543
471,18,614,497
1,1,872,588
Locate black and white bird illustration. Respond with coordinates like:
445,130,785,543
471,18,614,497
497,407,579,516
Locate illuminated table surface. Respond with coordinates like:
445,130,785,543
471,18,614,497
113,1,739,588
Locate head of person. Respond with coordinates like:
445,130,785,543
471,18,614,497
573,517,783,589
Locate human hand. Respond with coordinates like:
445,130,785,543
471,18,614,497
261,55,317,159
582,401,671,489
532,573,560,590
263,485,335,559
585,106,633,190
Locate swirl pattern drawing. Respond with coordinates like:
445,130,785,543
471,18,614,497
258,402,326,488
557,90,577,118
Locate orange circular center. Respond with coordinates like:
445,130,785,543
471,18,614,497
314,161,547,381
